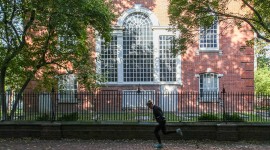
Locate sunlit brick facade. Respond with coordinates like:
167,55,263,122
20,0,255,116
96,0,254,94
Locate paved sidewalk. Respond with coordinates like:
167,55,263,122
1,139,270,150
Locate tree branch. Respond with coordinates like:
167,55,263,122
241,0,270,34
21,9,35,48
207,7,270,42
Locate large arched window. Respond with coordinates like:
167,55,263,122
96,5,181,85
123,13,153,82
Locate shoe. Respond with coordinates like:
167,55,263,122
154,143,163,148
176,128,183,136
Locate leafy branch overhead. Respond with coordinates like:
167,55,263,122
168,0,270,53
0,0,115,120
0,0,115,91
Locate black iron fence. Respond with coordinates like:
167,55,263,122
1,91,270,122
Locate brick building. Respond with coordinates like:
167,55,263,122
23,0,254,114
88,0,254,111
94,0,254,93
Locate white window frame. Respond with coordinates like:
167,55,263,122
58,74,78,103
198,19,220,52
58,35,77,52
99,35,118,82
96,5,181,85
57,24,77,52
196,73,223,102
122,12,154,83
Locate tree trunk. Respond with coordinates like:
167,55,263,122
10,77,32,120
0,68,7,121
9,62,44,120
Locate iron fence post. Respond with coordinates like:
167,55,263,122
137,84,141,122
222,86,226,123
51,88,56,122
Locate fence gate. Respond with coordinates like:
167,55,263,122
122,90,155,110
39,93,52,113
159,85,178,112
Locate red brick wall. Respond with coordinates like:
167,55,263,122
112,0,170,25
182,21,254,92
24,0,254,93
110,0,254,93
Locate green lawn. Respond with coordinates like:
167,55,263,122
2,110,270,123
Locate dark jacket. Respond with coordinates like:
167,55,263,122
153,105,165,122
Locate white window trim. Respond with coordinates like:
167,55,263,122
195,73,223,102
152,27,182,85
96,5,182,85
117,4,159,27
57,74,78,103
96,27,181,85
198,20,221,55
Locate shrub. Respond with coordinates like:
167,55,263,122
223,113,245,122
58,112,78,121
36,114,51,121
198,113,220,121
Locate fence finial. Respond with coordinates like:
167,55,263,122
222,84,226,93
137,84,141,93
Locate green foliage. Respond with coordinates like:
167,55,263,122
0,0,115,92
168,0,270,54
223,113,245,122
198,113,220,121
36,114,51,121
198,113,245,122
57,113,78,121
0,0,115,119
257,55,270,68
255,66,270,93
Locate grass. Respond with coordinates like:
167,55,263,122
2,110,270,123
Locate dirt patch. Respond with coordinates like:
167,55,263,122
0,139,270,150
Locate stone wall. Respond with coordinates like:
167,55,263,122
0,122,269,141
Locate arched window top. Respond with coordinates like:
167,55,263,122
117,4,159,26
122,12,154,82
123,12,152,29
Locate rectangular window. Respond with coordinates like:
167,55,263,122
58,35,76,52
159,35,176,82
199,73,219,101
101,36,118,82
58,74,78,103
122,90,155,109
199,19,218,50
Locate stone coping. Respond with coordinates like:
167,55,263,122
1,121,270,126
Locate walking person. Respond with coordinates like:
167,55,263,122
146,100,183,148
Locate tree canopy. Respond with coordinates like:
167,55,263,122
0,0,115,120
168,0,270,53
255,62,270,93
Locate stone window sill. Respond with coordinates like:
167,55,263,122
196,49,223,55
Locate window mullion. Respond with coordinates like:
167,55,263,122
152,29,160,83
96,36,102,76
117,31,124,83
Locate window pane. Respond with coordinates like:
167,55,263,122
199,73,219,100
58,74,77,102
101,36,118,82
199,19,218,49
159,35,176,82
58,74,77,91
123,13,153,82
58,35,76,52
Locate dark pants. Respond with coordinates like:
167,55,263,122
154,120,176,144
